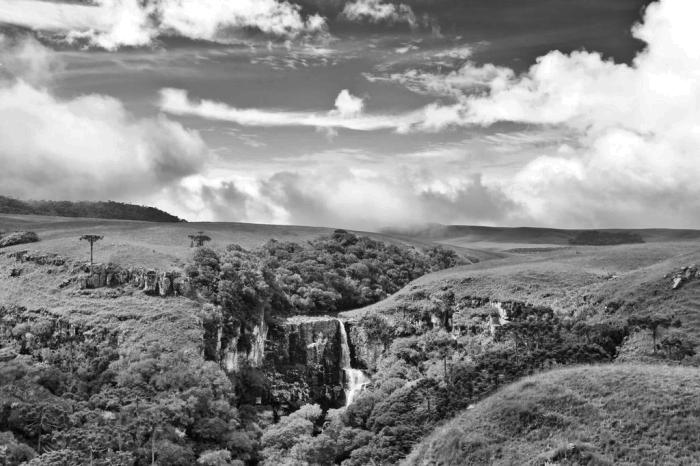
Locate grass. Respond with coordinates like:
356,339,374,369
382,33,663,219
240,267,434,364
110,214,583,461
403,364,700,466
341,242,700,359
0,252,202,355
0,213,480,269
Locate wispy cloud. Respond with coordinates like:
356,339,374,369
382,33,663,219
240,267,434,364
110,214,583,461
159,87,464,133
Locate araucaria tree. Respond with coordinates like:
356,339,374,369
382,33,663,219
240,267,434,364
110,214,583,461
189,231,212,248
79,235,103,266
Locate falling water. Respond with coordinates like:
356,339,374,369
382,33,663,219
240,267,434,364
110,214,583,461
337,319,370,407
338,318,352,369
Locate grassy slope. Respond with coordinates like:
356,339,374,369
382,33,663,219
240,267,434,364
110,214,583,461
403,364,700,466
341,241,700,366
0,214,490,269
0,254,202,354
0,214,337,269
387,225,700,252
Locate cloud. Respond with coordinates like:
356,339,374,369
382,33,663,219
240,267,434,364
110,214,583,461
342,0,417,27
336,0,700,228
255,167,516,229
365,62,514,98
453,0,700,227
0,0,326,50
0,35,208,201
159,87,454,133
0,33,61,84
333,89,365,116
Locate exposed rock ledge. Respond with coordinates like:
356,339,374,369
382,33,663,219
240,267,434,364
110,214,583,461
5,249,191,297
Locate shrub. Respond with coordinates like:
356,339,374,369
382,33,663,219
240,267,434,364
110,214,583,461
0,231,39,248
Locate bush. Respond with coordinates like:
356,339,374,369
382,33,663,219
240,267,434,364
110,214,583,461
0,231,39,248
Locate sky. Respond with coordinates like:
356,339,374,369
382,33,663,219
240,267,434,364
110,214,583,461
1,0,698,230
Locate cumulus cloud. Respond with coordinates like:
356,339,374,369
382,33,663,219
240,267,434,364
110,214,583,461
0,35,208,201
336,0,700,227
0,0,326,50
333,89,365,117
342,0,417,27
450,0,700,227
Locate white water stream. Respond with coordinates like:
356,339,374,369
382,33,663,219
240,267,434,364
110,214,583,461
338,319,370,407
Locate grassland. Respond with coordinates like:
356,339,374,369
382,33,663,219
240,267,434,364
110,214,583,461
403,364,700,465
341,241,700,352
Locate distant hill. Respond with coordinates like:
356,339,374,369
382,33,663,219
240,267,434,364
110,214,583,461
0,195,184,223
383,224,700,246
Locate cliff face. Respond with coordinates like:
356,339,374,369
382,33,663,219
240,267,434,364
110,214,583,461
260,316,369,411
347,323,385,371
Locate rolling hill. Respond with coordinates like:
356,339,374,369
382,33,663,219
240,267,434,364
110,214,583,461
384,224,700,251
403,364,700,465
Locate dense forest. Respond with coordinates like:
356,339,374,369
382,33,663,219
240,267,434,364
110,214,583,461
0,196,183,222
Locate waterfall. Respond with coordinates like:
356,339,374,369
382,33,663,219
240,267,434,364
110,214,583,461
338,318,352,369
337,319,370,407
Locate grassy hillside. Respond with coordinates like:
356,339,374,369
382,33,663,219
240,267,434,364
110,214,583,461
0,214,478,270
403,364,700,465
341,242,700,352
0,195,183,222
385,224,700,251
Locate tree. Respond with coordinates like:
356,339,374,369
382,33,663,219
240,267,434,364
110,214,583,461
189,232,212,248
79,234,103,266
628,315,674,353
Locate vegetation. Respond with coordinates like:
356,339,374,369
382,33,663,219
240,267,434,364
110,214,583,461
404,364,700,465
0,231,39,249
189,232,212,248
0,195,183,222
266,299,632,465
2,217,699,466
0,229,463,465
79,234,104,265
186,229,464,317
569,230,644,245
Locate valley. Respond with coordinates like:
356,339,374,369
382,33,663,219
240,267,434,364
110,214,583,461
1,214,699,465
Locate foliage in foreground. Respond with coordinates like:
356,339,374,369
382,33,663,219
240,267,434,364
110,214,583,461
403,364,700,465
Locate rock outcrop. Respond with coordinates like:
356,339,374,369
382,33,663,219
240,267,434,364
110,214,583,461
77,263,192,297
671,265,700,290
347,322,385,371
8,250,66,266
